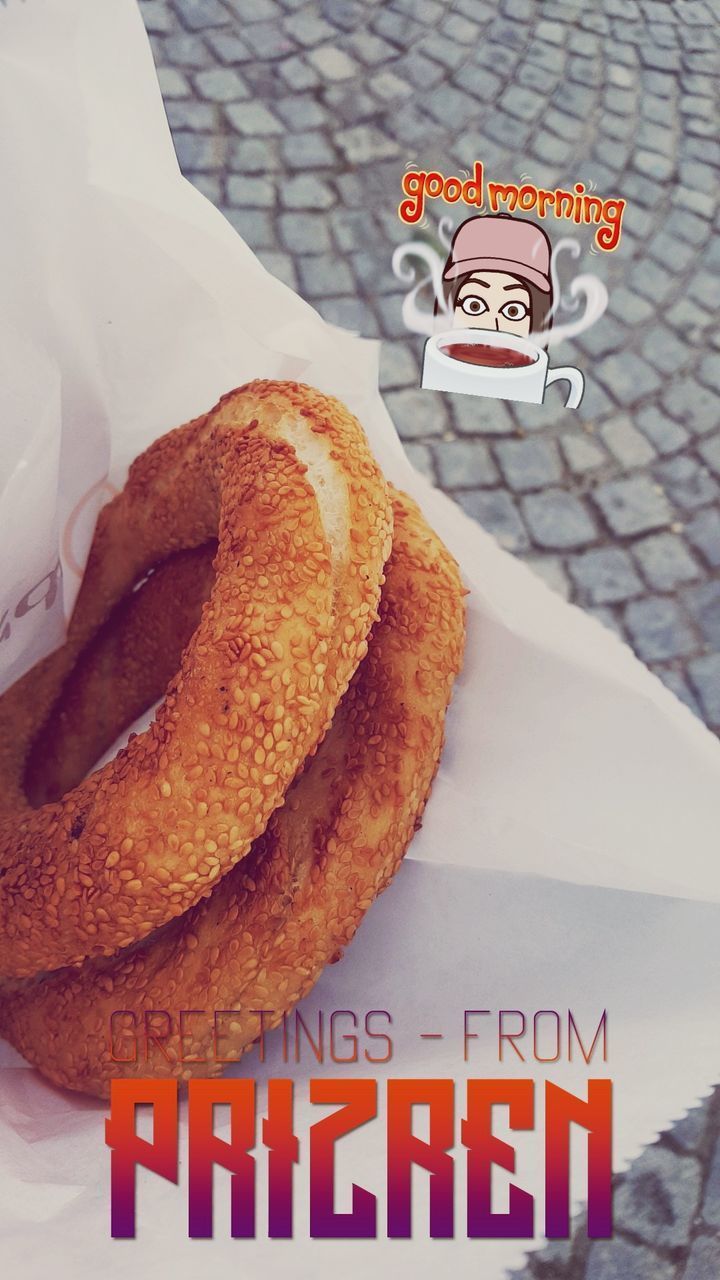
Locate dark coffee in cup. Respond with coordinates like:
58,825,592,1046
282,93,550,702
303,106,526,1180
441,341,535,370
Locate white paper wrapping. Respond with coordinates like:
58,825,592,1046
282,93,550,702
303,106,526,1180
0,1,718,1277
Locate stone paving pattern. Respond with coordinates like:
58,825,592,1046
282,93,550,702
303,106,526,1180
139,0,720,1274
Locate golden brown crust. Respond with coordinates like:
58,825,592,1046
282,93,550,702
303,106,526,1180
0,490,465,1097
0,382,391,979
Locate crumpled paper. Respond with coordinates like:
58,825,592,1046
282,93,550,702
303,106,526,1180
0,1,718,1277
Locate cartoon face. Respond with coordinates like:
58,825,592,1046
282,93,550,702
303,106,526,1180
452,271,532,336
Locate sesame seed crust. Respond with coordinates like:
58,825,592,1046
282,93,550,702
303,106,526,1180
0,489,466,1097
0,381,391,979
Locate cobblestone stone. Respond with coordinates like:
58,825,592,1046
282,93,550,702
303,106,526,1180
494,438,563,492
684,1235,720,1280
522,490,597,550
635,405,690,455
278,211,331,255
684,580,720,649
688,654,720,726
686,508,720,568
614,1144,703,1247
698,435,720,478
601,416,657,468
595,350,662,405
640,518,701,580
452,396,518,437
625,596,698,661
587,1238,676,1280
662,378,720,436
696,1131,720,1228
560,432,608,475
384,388,448,440
656,457,719,512
570,547,644,604
456,490,530,553
593,476,673,537
434,440,499,489
194,67,249,102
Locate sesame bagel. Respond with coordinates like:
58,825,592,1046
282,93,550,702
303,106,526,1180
0,382,392,978
0,489,465,1096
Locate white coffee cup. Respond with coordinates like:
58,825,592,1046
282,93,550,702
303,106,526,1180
421,328,584,408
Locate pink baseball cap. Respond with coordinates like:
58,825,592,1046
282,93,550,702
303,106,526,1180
444,214,552,293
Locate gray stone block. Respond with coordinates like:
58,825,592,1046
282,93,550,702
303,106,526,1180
316,296,378,337
173,131,226,172
280,131,336,168
434,441,499,490
701,1126,720,1225
683,580,720,648
684,1235,720,1280
561,432,608,474
601,417,656,467
205,30,254,66
499,84,545,121
336,125,399,164
607,286,654,326
139,0,173,33
452,396,518,437
522,490,598,550
595,351,662,405
222,207,275,248
194,68,250,103
230,138,280,173
174,0,229,29
273,94,327,131
157,66,190,99
308,45,358,80
278,212,332,254
283,12,335,47
686,507,720,568
569,547,643,603
494,438,563,492
699,354,720,395
655,457,719,512
242,22,296,60
688,654,720,726
280,175,335,209
379,341,418,391
635,406,690,456
661,378,720,436
593,477,672,536
277,55,320,90
625,597,697,662
297,255,354,297
385,389,448,440
403,443,435,484
255,250,298,292
226,175,275,207
225,102,283,136
166,100,216,132
456,490,530,552
189,173,222,205
633,533,700,590
587,1238,675,1280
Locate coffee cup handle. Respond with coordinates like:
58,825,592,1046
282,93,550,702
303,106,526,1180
545,366,584,409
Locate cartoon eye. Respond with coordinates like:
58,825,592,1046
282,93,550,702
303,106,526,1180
460,295,488,316
499,300,530,322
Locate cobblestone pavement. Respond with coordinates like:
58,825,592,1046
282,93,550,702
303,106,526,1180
140,0,719,1274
